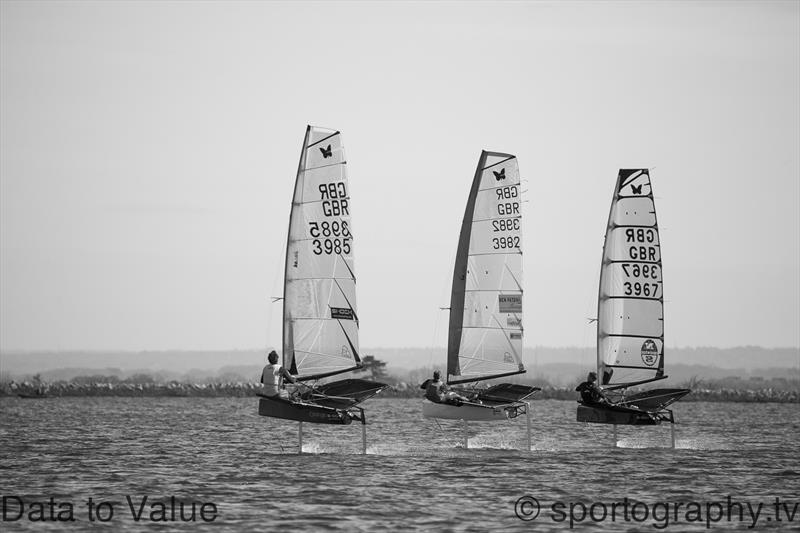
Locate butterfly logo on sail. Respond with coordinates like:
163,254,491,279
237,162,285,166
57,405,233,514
320,145,333,158
631,183,643,195
641,339,659,366
493,168,506,181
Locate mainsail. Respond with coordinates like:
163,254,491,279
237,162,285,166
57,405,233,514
597,169,664,388
447,151,525,385
283,126,361,381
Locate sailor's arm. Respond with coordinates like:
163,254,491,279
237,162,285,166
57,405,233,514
280,367,297,384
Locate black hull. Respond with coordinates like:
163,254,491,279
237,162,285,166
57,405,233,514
257,394,357,425
577,404,663,425
257,378,387,424
576,388,691,426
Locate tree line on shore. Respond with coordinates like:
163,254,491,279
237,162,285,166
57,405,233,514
2,375,797,403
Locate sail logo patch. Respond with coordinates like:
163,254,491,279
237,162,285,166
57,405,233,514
641,339,659,366
341,345,351,358
331,307,354,320
510,332,522,340
507,317,521,327
320,144,333,158
503,352,514,363
498,295,522,313
493,168,506,181
618,170,649,194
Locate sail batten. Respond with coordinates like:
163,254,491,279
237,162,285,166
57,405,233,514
447,151,525,384
597,169,665,387
283,126,360,380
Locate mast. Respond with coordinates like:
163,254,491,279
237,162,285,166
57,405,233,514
597,169,666,390
447,151,526,385
447,152,485,377
283,126,311,370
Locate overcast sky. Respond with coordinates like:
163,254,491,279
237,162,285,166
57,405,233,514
1,1,798,352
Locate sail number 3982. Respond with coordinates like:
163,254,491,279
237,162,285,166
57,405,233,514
492,236,520,249
492,219,520,232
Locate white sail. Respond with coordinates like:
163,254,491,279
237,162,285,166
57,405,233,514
283,126,360,380
597,168,664,387
447,151,525,384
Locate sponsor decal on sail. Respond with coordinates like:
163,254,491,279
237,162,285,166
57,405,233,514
510,332,522,340
498,295,522,313
503,352,514,363
331,307,354,320
507,316,521,327
340,345,351,359
641,339,659,366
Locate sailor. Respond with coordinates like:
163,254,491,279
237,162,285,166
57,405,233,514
261,350,297,399
575,372,609,406
425,370,469,405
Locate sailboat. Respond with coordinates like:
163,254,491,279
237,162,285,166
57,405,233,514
257,126,387,434
577,168,690,427
422,151,539,425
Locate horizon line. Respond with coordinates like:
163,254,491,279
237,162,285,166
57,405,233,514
1,344,799,354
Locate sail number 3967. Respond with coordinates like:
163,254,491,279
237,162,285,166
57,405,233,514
624,281,660,298
621,263,659,279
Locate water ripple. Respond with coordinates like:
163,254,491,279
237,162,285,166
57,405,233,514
1,397,798,531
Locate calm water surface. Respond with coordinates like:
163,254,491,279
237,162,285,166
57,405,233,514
1,397,798,531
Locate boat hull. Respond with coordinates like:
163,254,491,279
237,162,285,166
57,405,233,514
576,388,691,426
576,404,661,425
258,394,354,425
422,399,525,421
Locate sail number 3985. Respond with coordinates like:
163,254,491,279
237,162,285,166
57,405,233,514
309,221,350,238
312,238,351,255
309,221,351,255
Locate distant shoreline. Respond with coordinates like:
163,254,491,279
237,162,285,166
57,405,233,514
2,383,797,403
